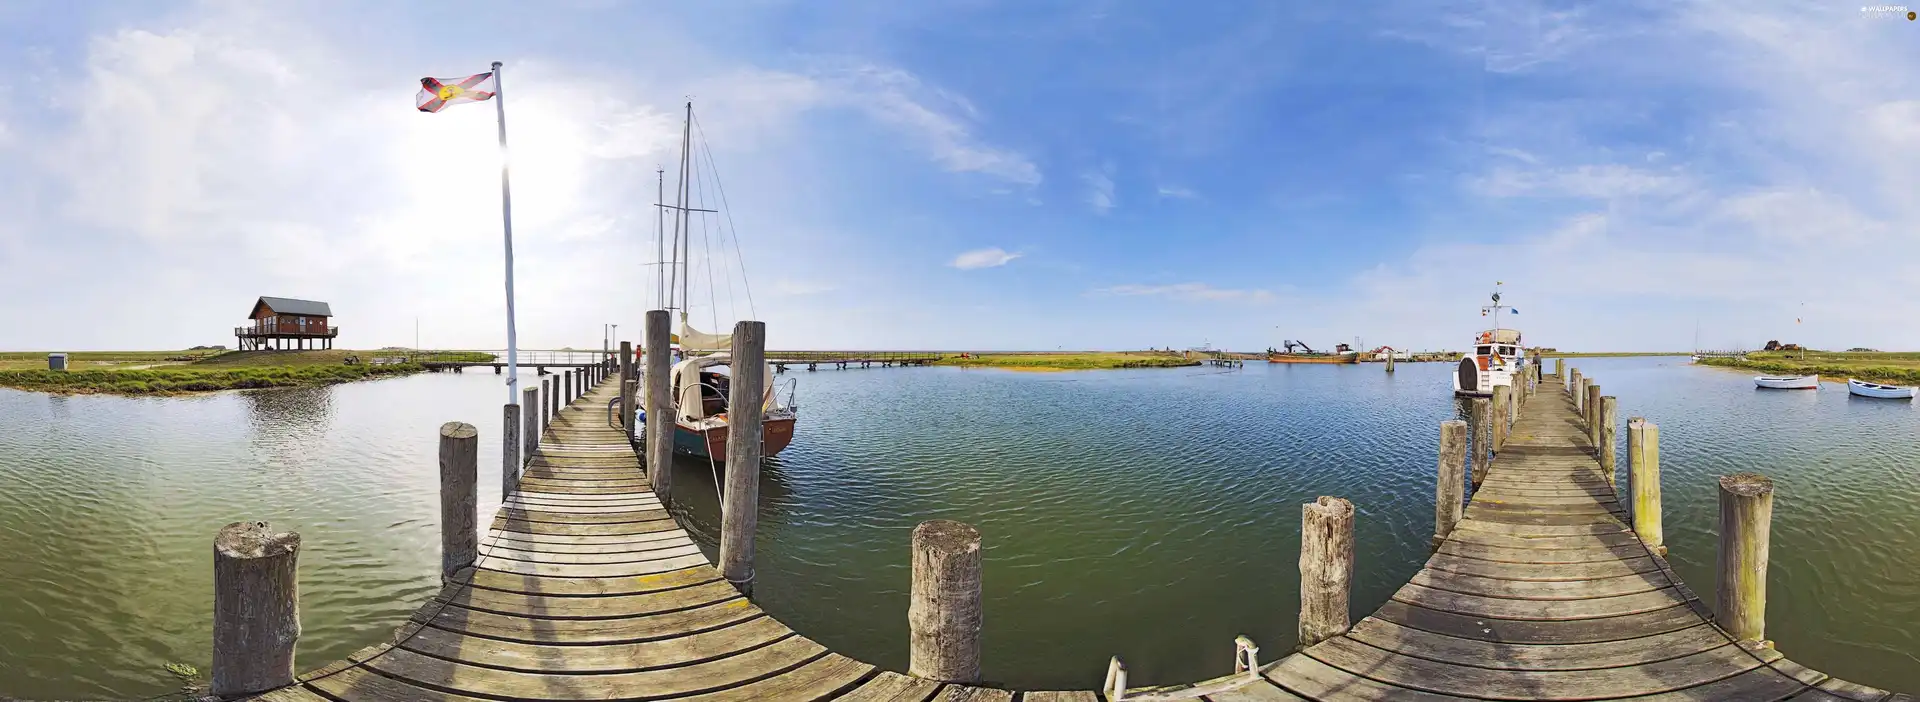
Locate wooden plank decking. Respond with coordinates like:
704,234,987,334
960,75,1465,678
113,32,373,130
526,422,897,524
261,373,1906,701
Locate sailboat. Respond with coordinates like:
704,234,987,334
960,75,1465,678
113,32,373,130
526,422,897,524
648,101,799,462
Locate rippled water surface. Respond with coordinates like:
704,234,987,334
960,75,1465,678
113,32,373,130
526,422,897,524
1,358,1915,698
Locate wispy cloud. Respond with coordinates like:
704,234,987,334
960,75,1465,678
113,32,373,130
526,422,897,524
1093,282,1276,303
1155,184,1197,199
1469,163,1683,200
951,247,1021,270
1083,168,1115,213
836,65,1041,186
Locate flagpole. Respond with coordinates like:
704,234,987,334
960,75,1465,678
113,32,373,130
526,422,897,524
492,60,520,404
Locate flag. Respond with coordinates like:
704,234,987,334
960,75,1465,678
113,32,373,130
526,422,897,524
1512,308,1520,314
417,72,497,113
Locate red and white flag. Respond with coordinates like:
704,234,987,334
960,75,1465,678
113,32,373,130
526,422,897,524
416,72,497,113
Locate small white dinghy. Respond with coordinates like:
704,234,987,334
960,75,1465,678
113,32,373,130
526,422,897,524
1754,375,1818,390
1847,378,1917,399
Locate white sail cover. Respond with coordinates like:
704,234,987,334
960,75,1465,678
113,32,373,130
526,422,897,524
670,352,778,422
679,320,733,352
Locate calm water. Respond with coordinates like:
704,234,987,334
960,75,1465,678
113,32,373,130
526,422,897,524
0,358,1914,698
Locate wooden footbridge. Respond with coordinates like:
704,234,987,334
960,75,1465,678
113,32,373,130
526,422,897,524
204,334,1906,701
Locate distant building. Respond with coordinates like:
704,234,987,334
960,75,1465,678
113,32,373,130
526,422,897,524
236,296,337,350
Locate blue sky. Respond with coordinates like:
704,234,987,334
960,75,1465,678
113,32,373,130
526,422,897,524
2,0,1916,352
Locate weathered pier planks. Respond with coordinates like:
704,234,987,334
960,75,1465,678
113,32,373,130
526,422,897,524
238,369,1907,701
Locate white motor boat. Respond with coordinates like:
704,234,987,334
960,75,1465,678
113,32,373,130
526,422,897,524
1453,287,1530,397
1754,375,1818,390
1847,378,1917,399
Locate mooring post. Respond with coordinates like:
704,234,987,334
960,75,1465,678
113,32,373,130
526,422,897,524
211,521,300,697
1554,357,1564,379
1434,420,1467,548
1628,418,1665,554
908,519,984,683
541,376,552,425
1716,473,1773,643
1469,397,1491,485
1299,496,1355,649
439,422,478,583
619,341,635,442
644,310,674,500
1491,384,1510,451
501,403,520,500
1385,351,1395,373
522,387,539,464
1586,383,1603,449
718,320,768,592
1598,396,1618,487
1570,368,1582,401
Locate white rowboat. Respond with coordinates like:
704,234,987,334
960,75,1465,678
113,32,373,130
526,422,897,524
1754,375,1818,390
1847,378,1917,399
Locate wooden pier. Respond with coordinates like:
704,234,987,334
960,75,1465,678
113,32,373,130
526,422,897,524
217,355,1908,700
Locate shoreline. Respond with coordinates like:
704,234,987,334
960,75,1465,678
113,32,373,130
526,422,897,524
1694,356,1920,386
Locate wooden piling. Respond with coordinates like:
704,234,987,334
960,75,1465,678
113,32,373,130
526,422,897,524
1598,396,1617,487
1491,384,1510,451
1716,473,1774,643
1434,421,1467,548
522,387,538,463
645,310,674,500
1628,418,1664,555
1299,496,1355,649
1469,397,1491,485
1385,352,1395,373
212,521,300,697
619,341,635,442
542,376,553,424
501,403,520,500
1570,368,1582,401
1555,358,1564,379
908,519,983,683
438,422,478,583
718,320,767,590
1586,383,1603,449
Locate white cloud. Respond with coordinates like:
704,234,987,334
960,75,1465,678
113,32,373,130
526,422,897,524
1083,168,1115,213
1094,283,1276,304
834,65,1041,186
950,247,1021,270
1469,164,1683,200
1156,185,1197,199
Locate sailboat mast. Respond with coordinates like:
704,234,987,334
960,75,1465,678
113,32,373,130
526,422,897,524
677,101,694,328
655,167,665,311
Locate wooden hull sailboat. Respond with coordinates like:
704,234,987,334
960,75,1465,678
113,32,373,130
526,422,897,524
642,100,800,464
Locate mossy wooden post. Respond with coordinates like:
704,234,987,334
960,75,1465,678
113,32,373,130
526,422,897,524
908,519,983,683
1570,368,1582,402
1586,383,1603,449
1628,418,1665,555
1385,351,1395,373
439,422,478,583
1469,397,1491,485
1716,473,1774,643
1555,358,1564,379
522,387,539,463
718,321,767,591
212,521,300,697
1434,420,1467,548
1491,384,1510,451
1299,496,1355,649
618,341,635,443
1598,397,1618,487
501,403,520,500
644,310,674,500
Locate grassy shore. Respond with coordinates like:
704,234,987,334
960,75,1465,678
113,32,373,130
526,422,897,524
0,349,490,395
1697,351,1920,386
933,351,1201,370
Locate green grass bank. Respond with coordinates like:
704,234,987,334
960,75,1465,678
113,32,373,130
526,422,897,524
0,349,493,395
932,351,1202,370
1696,351,1920,386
